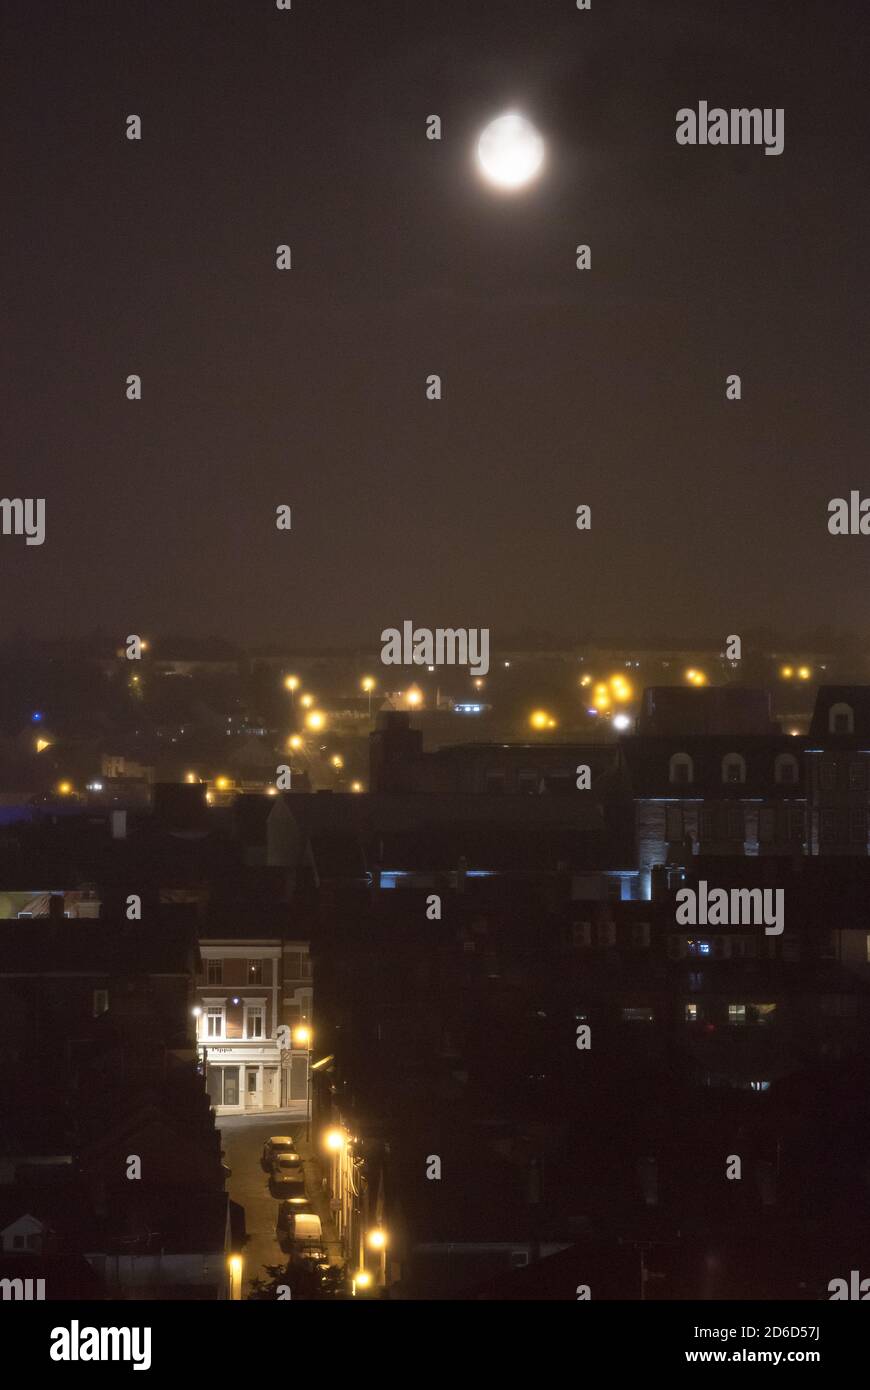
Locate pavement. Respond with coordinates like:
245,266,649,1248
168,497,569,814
219,1111,343,1295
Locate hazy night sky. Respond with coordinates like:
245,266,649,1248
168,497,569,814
3,0,869,647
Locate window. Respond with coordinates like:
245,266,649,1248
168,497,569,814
722,753,746,784
727,806,745,839
758,807,776,842
849,809,866,844
669,753,693,785
248,959,264,985
750,1081,771,1093
246,1068,258,1094
485,771,505,795
731,937,757,959
688,971,703,991
699,808,714,840
206,1065,239,1106
622,1007,654,1023
788,807,805,842
206,1006,224,1039
820,761,837,791
687,939,711,956
518,771,538,795
685,1003,699,1022
728,1004,747,1026
245,1005,264,1039
206,959,223,985
285,951,311,981
93,989,109,1017
775,753,799,785
665,806,684,841
829,702,854,734
748,1003,777,1024
572,921,592,947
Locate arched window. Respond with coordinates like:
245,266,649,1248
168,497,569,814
829,702,854,734
722,753,746,784
774,753,799,785
669,752,693,785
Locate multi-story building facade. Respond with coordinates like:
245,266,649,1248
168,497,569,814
194,929,312,1115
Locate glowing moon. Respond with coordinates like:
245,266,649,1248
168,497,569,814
476,112,545,190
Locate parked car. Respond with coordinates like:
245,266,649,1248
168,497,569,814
276,1198,313,1242
269,1153,306,1196
261,1136,298,1171
288,1212,323,1250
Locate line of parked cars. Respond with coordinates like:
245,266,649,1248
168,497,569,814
262,1136,326,1262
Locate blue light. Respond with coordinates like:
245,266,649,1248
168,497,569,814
31,712,43,723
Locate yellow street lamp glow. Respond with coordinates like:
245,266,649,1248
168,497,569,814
305,710,326,732
300,693,314,708
57,780,73,796
215,776,230,790
547,718,557,728
351,780,364,793
693,671,708,686
284,675,300,691
229,1255,242,1274
473,678,484,689
530,710,550,730
367,1229,387,1250
354,1270,373,1290
288,734,303,750
580,675,592,688
185,771,197,783
293,1025,312,1046
780,665,793,679
798,665,811,680
35,738,50,753
324,1128,345,1152
331,754,344,769
361,676,376,692
406,687,423,707
266,786,278,796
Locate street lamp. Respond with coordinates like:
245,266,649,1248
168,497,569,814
305,710,326,732
361,676,376,721
294,1026,312,1140
228,1254,243,1300
367,1228,388,1286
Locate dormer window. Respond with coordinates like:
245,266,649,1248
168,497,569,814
669,753,693,785
829,702,854,734
722,753,746,784
774,753,799,785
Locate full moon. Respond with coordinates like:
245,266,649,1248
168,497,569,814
476,112,545,190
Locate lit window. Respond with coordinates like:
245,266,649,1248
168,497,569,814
93,989,109,1017
621,1007,654,1022
687,939,711,956
206,1006,224,1039
246,1005,264,1039
728,1004,747,1026
685,1003,698,1022
206,959,223,985
248,959,264,985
